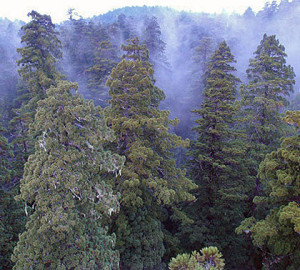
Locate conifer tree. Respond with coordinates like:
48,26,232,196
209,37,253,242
117,14,136,41
86,40,119,106
0,121,26,269
239,37,296,257
188,41,242,197
59,16,110,89
237,110,300,269
106,37,196,269
12,81,124,269
189,37,216,118
17,10,62,98
0,122,12,188
183,41,255,268
142,16,167,68
193,37,216,77
0,122,15,268
11,10,63,178
4,16,64,260
241,34,295,158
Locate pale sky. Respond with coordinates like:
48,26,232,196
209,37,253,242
2,0,269,23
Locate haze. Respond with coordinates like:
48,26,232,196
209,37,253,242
2,0,268,23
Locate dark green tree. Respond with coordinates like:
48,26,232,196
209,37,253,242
0,122,12,188
0,121,26,269
12,80,124,269
11,10,63,180
241,34,295,158
237,110,300,270
240,36,296,247
17,10,62,98
5,18,64,261
183,41,255,269
106,37,196,269
0,122,13,267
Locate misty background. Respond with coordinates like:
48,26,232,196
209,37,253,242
1,0,300,138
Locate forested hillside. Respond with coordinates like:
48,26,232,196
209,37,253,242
0,1,300,269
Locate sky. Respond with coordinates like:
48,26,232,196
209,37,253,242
1,0,270,23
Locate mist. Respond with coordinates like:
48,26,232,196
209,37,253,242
1,1,300,134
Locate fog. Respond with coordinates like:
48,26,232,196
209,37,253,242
1,1,300,136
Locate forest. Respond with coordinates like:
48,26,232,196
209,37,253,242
0,1,300,269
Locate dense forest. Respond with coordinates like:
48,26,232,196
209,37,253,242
0,1,300,269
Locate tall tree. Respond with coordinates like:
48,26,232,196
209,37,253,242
86,40,119,106
12,81,124,269
183,41,255,269
142,16,167,68
190,36,216,106
11,10,63,179
117,14,136,41
240,36,296,244
237,110,300,270
241,34,295,158
106,37,196,269
17,10,62,98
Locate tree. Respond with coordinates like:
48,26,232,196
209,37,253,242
106,37,196,269
117,14,136,41
169,246,225,270
241,34,295,157
17,10,62,98
237,110,300,270
0,122,12,188
0,188,25,269
0,120,26,269
12,81,124,269
239,36,296,245
183,41,255,268
190,37,216,103
258,1,279,20
0,122,14,268
86,40,119,106
142,16,167,68
243,7,255,19
11,10,63,180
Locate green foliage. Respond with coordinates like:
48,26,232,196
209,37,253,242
86,40,119,105
0,122,12,187
0,188,26,269
241,34,295,155
237,36,296,268
106,37,196,269
59,16,113,103
115,207,165,270
0,122,26,269
169,246,225,270
183,41,255,268
12,81,124,269
191,36,216,96
237,110,300,269
11,10,63,181
17,10,62,97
